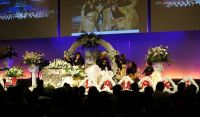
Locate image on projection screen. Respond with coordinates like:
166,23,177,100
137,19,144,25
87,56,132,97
0,0,57,40
151,0,200,32
0,0,55,20
71,0,144,36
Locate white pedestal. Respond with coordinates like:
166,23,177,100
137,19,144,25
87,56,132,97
28,64,39,88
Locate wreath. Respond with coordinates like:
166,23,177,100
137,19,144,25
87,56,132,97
138,76,154,92
179,76,199,93
79,78,100,94
99,76,116,93
162,77,177,93
118,76,134,90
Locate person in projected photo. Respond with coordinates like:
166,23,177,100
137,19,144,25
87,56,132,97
118,0,139,30
79,0,98,32
102,0,113,31
110,3,125,30
94,0,106,31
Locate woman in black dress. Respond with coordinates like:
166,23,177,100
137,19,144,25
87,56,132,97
73,52,85,66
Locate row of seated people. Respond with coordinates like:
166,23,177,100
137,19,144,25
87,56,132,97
64,51,153,80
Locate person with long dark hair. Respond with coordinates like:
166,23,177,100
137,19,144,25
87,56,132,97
126,60,138,79
73,52,85,66
126,61,137,75
142,61,154,76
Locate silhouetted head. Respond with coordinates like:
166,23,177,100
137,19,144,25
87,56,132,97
156,82,165,92
184,84,197,99
131,83,139,93
189,84,197,94
0,84,4,90
113,84,122,96
37,80,44,88
79,86,85,95
88,86,99,96
178,82,185,93
63,83,70,88
144,86,154,95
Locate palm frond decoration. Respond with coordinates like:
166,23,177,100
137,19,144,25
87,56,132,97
76,33,102,49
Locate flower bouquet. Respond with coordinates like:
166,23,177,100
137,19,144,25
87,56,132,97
22,51,44,65
48,59,70,69
146,45,170,64
66,65,85,87
65,65,85,79
0,46,17,60
5,66,24,78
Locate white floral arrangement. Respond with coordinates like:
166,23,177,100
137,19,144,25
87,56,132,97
5,66,24,78
23,51,44,65
65,65,85,78
146,45,170,64
48,59,70,69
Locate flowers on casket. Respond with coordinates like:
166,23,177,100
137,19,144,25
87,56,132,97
0,46,17,60
65,66,85,79
146,45,170,64
23,51,44,65
77,33,101,49
5,66,24,78
48,59,70,69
